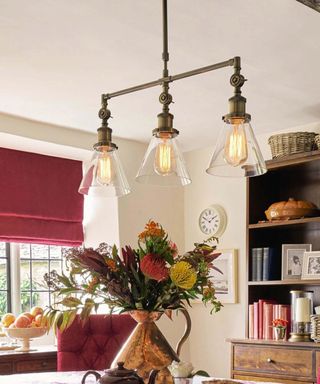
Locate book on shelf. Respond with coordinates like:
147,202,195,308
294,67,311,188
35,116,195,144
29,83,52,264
256,248,263,281
251,248,257,281
249,301,291,340
251,247,280,281
248,304,254,338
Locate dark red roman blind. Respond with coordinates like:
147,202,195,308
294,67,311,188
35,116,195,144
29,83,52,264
0,147,84,246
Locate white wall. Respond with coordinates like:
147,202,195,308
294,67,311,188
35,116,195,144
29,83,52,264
184,121,320,377
184,147,246,377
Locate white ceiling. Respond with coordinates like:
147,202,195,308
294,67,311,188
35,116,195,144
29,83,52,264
0,0,319,151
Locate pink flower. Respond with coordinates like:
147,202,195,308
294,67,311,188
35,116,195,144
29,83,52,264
169,241,178,258
140,253,169,282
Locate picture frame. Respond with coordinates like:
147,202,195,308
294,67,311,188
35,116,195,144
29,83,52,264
281,244,312,280
302,251,320,280
209,249,237,304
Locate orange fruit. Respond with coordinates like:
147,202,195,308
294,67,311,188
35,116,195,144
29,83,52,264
21,312,34,321
30,306,43,318
1,313,16,328
34,314,43,327
14,314,32,328
9,323,16,329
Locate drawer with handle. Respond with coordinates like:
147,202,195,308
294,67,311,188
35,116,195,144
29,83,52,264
16,358,57,373
233,345,312,377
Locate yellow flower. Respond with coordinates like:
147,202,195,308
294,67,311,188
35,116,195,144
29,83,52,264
170,261,197,290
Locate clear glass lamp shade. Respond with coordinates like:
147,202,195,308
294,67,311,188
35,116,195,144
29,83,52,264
136,135,191,186
206,121,267,177
78,148,131,197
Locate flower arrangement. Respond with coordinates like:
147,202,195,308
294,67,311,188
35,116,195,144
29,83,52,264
272,318,288,329
43,220,222,330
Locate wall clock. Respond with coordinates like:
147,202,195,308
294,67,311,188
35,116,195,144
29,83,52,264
198,204,227,237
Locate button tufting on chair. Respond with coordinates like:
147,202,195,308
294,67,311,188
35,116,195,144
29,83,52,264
57,314,136,371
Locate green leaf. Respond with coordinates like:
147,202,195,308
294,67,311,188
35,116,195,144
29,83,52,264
192,370,210,377
61,297,82,308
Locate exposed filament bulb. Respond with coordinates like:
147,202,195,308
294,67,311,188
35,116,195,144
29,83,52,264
97,150,112,185
154,135,176,176
224,119,248,167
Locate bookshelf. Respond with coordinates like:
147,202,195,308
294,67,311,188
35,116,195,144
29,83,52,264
246,150,320,316
229,151,320,384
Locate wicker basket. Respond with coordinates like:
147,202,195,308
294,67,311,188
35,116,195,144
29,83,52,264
268,132,316,159
315,134,320,150
311,315,320,343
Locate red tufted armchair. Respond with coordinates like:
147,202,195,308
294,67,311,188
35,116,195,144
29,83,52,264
57,314,136,371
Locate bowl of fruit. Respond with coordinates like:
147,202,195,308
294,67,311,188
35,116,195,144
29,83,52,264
1,307,47,352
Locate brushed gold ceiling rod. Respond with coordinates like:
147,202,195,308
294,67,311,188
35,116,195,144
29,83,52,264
102,58,236,101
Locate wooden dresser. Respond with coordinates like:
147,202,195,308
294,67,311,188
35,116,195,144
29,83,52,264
0,346,57,375
230,339,320,384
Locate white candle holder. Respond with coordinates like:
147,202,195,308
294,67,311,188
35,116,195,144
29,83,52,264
289,290,313,342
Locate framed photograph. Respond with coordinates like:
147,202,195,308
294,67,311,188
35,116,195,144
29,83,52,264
282,244,312,280
209,249,237,303
302,251,320,279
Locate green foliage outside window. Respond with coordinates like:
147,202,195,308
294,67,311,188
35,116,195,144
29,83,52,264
20,279,40,313
0,275,40,317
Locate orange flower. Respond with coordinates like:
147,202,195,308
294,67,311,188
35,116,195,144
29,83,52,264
86,276,99,293
272,318,288,328
106,259,117,272
138,220,165,240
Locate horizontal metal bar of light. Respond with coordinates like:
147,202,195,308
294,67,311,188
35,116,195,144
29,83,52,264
102,57,236,101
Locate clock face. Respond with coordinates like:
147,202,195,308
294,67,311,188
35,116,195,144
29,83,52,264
199,205,227,236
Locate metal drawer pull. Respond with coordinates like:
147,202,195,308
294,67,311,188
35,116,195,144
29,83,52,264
267,358,273,363
41,362,48,367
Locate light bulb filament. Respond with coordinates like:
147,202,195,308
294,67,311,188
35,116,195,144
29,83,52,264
154,139,175,176
224,123,248,167
97,152,112,185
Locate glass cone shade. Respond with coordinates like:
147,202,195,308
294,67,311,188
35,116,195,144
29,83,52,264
79,147,130,197
206,121,267,177
136,135,191,186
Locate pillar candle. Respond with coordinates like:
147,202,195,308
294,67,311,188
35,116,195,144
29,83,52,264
296,297,311,322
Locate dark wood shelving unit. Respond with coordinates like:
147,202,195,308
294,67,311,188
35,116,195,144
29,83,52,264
248,279,320,286
230,151,320,383
247,151,320,308
248,216,320,229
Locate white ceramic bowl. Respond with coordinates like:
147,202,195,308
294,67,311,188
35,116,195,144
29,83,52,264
4,327,47,352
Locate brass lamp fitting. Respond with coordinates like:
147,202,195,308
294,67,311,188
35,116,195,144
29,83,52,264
93,101,118,151
152,112,179,138
223,56,251,124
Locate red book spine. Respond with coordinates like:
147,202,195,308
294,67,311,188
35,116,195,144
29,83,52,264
253,302,259,339
258,299,264,339
263,303,273,340
249,304,254,339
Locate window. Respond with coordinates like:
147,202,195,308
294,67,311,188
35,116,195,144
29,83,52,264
0,243,10,316
0,242,65,318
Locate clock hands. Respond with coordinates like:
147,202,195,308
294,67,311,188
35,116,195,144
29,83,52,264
208,214,217,223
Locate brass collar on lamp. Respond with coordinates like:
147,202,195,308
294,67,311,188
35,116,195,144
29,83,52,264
93,107,118,152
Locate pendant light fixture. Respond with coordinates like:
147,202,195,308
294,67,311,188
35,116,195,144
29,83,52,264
79,0,266,197
206,58,267,177
78,100,130,197
135,0,191,186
